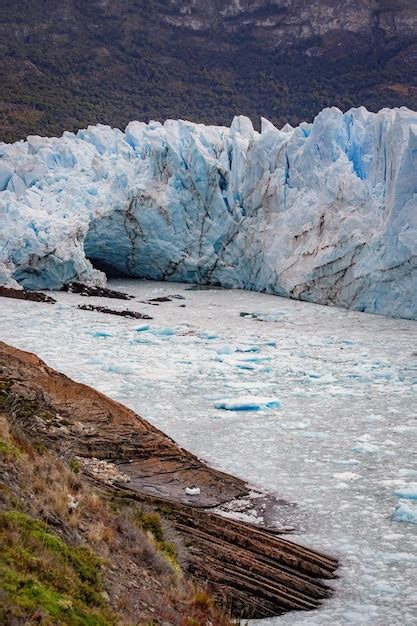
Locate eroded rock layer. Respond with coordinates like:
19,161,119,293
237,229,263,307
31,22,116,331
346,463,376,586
0,341,337,618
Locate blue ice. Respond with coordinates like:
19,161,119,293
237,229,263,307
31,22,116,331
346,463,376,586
393,484,417,500
87,330,113,338
392,502,417,524
151,327,176,337
214,397,281,411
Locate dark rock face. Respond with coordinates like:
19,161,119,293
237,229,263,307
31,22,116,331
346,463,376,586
1,0,417,142
64,282,134,300
77,304,152,319
167,0,417,49
0,286,56,304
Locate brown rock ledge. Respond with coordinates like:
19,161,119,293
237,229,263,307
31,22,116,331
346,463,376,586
0,341,338,619
0,285,56,304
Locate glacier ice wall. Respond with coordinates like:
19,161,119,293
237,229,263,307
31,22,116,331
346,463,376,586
0,106,416,319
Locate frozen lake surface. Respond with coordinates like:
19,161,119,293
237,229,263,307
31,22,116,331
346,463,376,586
1,280,417,625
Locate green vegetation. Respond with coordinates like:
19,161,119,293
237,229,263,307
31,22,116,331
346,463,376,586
1,0,417,143
0,379,234,625
69,458,82,473
0,511,114,625
0,439,22,459
132,508,180,572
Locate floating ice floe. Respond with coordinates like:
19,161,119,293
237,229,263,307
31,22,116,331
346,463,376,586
214,397,281,411
151,327,176,337
215,344,236,355
352,442,380,454
103,363,136,375
392,502,417,524
352,434,380,454
333,472,361,481
236,346,261,353
199,331,218,340
133,324,151,332
87,330,113,338
333,459,361,467
393,483,417,500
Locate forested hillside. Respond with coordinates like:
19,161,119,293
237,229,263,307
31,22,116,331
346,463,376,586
1,0,417,142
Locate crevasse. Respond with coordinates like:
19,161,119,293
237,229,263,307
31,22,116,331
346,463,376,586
1,106,416,319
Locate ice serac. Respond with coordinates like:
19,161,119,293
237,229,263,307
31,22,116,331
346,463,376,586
0,106,416,319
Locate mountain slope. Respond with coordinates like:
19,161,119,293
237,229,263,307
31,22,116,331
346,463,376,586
1,0,417,142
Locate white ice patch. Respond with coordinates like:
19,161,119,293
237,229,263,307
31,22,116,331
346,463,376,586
185,487,201,496
392,502,417,525
214,397,281,411
333,472,361,482
394,484,417,500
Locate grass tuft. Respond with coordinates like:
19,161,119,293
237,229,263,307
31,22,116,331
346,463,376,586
0,439,21,459
0,510,114,625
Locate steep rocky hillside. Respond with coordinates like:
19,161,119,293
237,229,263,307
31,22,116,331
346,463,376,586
0,341,337,622
1,0,417,142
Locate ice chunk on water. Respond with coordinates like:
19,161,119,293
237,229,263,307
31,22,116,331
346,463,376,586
333,459,361,467
365,413,384,422
199,331,218,340
103,363,136,375
240,356,272,363
215,344,236,355
392,502,417,524
333,472,360,481
236,346,261,353
393,483,417,500
151,327,176,337
88,330,113,338
352,442,379,454
214,397,281,411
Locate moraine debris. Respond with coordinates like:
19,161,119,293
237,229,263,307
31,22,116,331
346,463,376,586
144,294,186,305
77,457,131,484
77,304,152,319
64,282,134,300
0,285,56,304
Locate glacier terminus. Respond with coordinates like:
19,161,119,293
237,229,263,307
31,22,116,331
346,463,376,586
1,106,416,319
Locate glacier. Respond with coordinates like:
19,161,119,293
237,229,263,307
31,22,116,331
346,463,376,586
0,106,416,319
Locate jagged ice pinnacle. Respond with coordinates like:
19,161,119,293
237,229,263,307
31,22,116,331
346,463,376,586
0,106,416,319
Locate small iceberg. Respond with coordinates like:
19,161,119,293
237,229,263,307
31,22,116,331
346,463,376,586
151,327,176,337
393,484,417,500
87,330,113,338
214,397,281,412
392,502,417,524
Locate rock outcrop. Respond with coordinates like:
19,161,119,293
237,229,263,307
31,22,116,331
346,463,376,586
0,341,337,619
